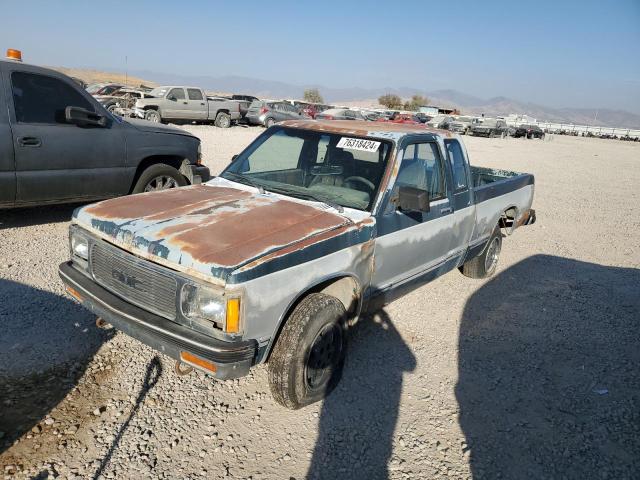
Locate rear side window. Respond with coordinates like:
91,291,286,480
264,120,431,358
445,139,469,191
168,88,185,100
187,89,203,100
11,72,94,124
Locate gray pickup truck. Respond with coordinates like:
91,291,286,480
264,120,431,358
0,57,209,208
59,120,536,409
133,86,241,127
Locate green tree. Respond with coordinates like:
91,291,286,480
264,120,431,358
403,94,430,111
378,94,403,110
303,88,324,104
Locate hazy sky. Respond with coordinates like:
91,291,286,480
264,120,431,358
2,0,639,112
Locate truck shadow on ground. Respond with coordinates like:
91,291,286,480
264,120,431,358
307,309,416,480
456,254,640,479
0,204,82,230
0,279,108,456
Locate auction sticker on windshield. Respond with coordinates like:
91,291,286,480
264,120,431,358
337,137,381,152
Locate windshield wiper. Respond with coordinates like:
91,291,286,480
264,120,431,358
223,172,265,194
267,186,344,213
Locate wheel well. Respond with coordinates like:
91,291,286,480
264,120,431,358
499,206,518,234
142,105,159,111
263,275,360,362
216,109,230,116
129,156,188,193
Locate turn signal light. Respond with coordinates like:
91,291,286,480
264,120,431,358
180,351,217,373
6,49,22,62
65,285,83,302
225,298,241,333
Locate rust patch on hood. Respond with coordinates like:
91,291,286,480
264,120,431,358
84,185,250,221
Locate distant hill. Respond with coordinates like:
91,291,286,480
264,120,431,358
53,66,640,129
50,67,156,88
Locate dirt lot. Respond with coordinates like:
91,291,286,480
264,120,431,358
1,129,638,480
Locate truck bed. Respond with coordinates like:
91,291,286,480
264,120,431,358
471,166,525,187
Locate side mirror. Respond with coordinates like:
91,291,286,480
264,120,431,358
65,106,107,128
168,96,177,101
393,186,430,212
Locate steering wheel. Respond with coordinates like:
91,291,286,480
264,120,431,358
344,176,375,192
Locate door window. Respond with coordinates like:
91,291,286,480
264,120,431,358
396,142,446,200
444,139,469,191
187,89,203,100
168,88,185,100
11,72,94,124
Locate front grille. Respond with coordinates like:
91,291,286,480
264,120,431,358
91,242,178,320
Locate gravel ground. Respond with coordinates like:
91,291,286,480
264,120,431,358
1,127,638,480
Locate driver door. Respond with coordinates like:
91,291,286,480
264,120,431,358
7,69,127,204
371,140,455,292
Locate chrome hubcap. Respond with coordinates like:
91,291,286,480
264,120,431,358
484,237,501,273
144,176,178,192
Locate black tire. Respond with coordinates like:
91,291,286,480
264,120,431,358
106,104,118,115
459,226,502,279
264,117,276,128
145,109,162,123
268,293,347,410
215,112,231,128
131,163,187,194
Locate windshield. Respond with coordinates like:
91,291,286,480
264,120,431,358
149,87,169,97
482,119,498,126
221,126,392,211
456,116,473,122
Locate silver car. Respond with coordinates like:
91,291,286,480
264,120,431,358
245,101,305,127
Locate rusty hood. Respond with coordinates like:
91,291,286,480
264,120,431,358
73,182,352,285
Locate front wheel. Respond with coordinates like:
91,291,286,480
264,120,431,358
268,293,347,409
215,112,231,128
131,164,187,194
459,226,502,279
145,110,161,123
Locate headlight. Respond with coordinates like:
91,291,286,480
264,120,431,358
181,284,241,334
70,229,89,260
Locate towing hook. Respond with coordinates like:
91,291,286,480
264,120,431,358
175,361,194,376
95,317,112,329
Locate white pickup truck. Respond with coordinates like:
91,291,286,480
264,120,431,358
60,120,536,409
133,86,241,127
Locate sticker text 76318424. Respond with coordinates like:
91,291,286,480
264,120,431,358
336,137,381,152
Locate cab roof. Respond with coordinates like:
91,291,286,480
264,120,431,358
278,119,455,142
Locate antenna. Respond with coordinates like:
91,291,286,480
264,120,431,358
125,55,128,86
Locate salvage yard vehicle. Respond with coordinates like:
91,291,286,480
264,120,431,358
133,86,241,127
95,87,153,116
59,120,536,409
0,50,209,208
449,115,478,134
469,118,508,137
245,100,306,127
425,115,454,130
514,124,545,139
315,108,366,121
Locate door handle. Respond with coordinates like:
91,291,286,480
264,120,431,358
183,102,188,105
200,103,205,106
440,206,453,215
17,136,42,147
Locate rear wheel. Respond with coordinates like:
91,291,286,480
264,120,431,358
264,117,276,128
215,112,231,128
132,164,187,194
268,293,347,409
459,226,502,279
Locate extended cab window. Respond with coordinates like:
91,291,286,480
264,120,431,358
187,89,203,100
444,139,469,191
11,72,94,124
168,88,185,100
397,142,446,200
